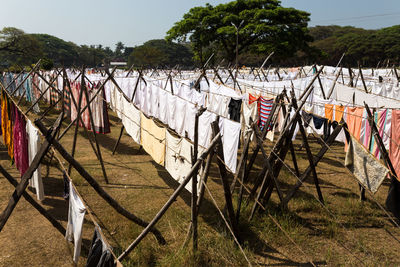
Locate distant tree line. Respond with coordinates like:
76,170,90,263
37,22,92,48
0,3,400,70
0,27,194,70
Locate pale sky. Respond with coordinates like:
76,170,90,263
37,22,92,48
0,0,399,49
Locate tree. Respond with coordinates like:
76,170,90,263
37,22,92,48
128,45,167,68
114,41,125,59
32,34,79,66
166,0,312,64
0,27,43,66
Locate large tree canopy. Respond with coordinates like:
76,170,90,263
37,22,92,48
0,27,43,66
166,0,312,64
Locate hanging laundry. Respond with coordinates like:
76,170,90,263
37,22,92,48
63,172,69,201
241,100,257,140
165,131,203,194
65,181,86,263
174,97,187,137
13,105,29,177
158,88,168,124
184,102,198,141
121,96,141,144
198,111,217,148
2,91,14,161
228,98,242,122
312,115,326,130
86,227,116,267
334,105,345,122
249,93,260,117
140,113,166,165
390,110,400,181
219,117,241,173
258,96,274,130
359,109,372,149
324,104,334,121
301,111,313,128
26,120,44,201
345,134,389,193
370,109,390,159
345,107,364,150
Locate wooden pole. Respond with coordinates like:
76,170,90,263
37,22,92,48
68,67,85,175
211,121,240,240
34,119,167,244
291,92,324,203
358,64,369,93
117,133,221,262
327,67,342,99
191,108,204,252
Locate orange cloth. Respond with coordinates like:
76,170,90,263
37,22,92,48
345,107,364,151
325,104,334,121
335,105,345,122
249,93,260,116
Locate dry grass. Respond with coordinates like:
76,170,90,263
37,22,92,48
0,100,399,266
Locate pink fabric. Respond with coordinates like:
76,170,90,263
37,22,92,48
372,109,387,158
13,106,29,176
390,110,400,180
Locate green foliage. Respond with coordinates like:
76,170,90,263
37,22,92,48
166,0,311,64
0,27,43,66
128,39,193,68
308,25,400,66
31,33,79,66
41,58,54,70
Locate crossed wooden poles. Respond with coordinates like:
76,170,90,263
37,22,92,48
1,61,396,264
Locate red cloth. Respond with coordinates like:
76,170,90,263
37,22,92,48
390,110,400,180
249,93,261,120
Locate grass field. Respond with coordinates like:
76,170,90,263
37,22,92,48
0,100,399,266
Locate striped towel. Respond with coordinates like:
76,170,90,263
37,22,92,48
259,96,274,130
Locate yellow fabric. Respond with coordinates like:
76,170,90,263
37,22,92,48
140,113,166,165
1,91,13,160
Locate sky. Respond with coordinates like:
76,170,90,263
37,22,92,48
0,0,399,49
